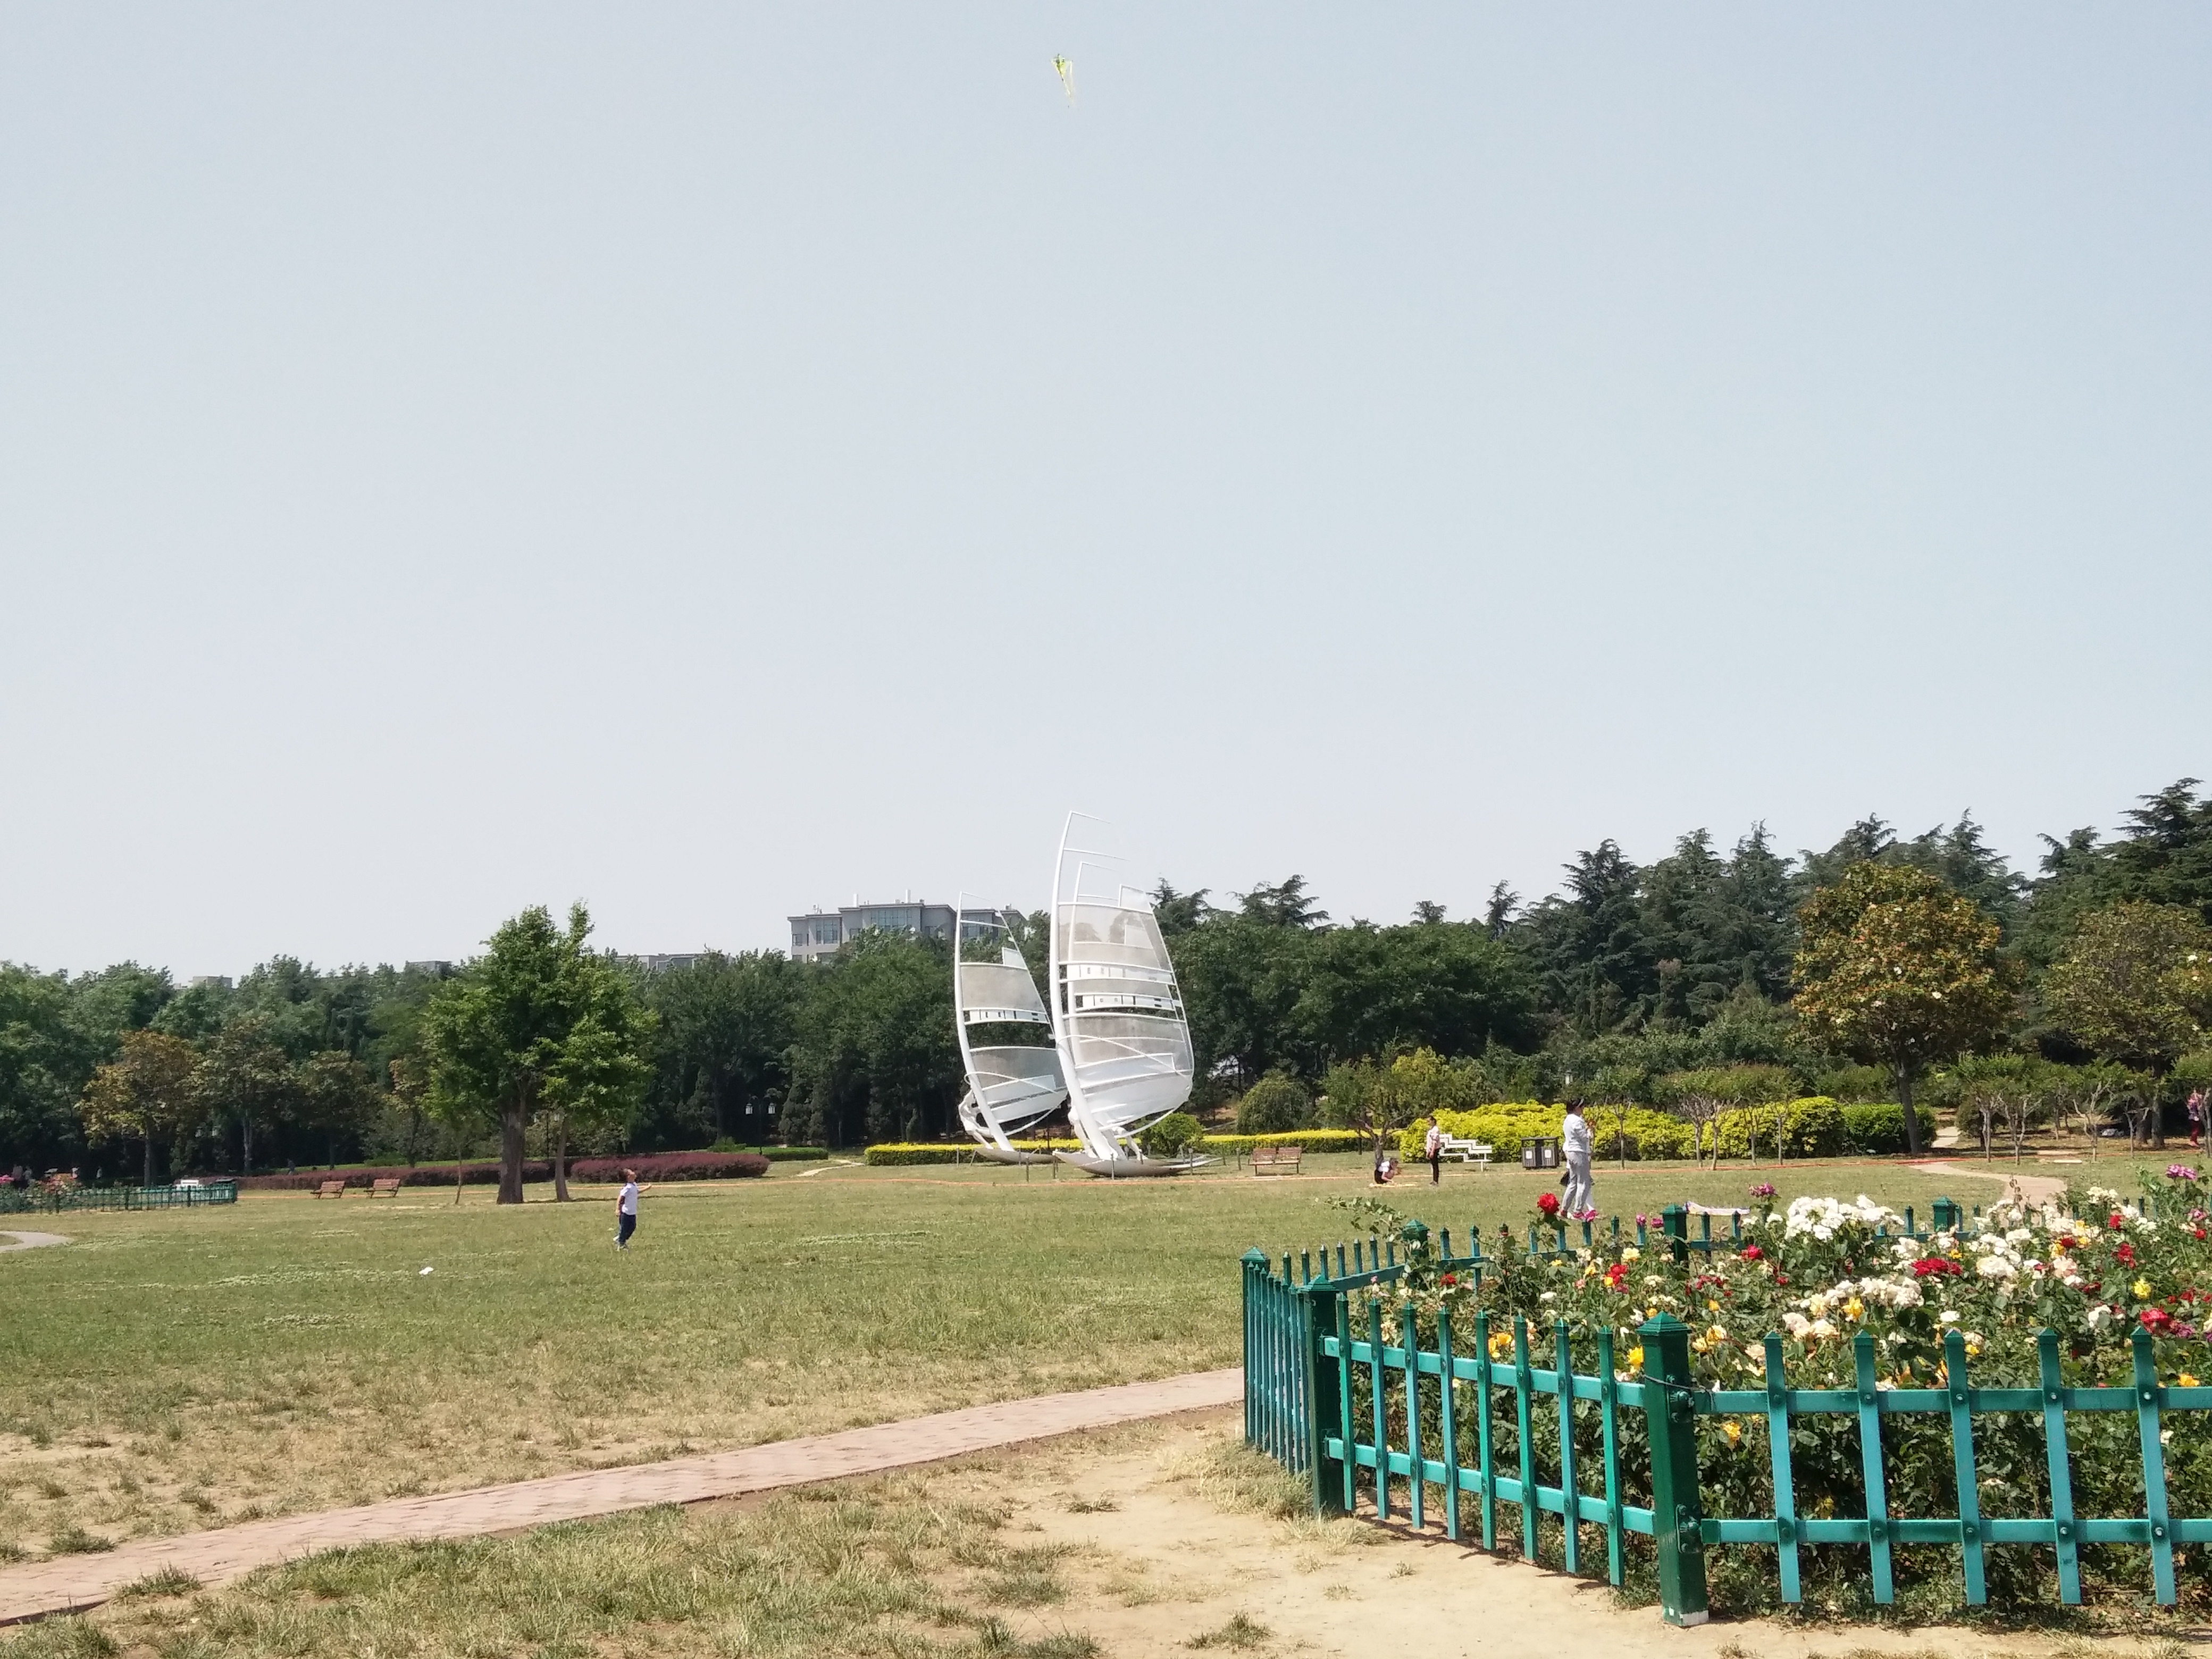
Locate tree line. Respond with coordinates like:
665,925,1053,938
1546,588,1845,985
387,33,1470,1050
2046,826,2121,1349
6,776,2212,1183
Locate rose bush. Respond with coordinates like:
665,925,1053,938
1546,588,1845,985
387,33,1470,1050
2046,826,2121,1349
1342,1171,2212,1615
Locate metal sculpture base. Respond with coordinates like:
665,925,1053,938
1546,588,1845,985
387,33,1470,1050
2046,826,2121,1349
1052,1152,1212,1178
967,1145,1057,1166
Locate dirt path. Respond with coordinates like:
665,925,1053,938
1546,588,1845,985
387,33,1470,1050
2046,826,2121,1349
0,1231,69,1254
924,1419,2140,1659
1908,1162,2069,1205
0,1367,1239,1626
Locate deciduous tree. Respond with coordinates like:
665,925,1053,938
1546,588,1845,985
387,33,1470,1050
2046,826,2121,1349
2043,902,2212,1147
421,903,656,1203
1792,862,2013,1157
79,1030,202,1185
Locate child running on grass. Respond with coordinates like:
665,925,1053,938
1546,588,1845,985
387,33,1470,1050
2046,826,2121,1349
615,1168,652,1250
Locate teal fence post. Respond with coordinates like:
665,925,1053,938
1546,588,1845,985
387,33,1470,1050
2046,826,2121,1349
1639,1313,1708,1627
1762,1334,1800,1603
1298,1282,1346,1515
1514,1317,1537,1560
1242,1250,1265,1450
2132,1329,2176,1604
1473,1309,1497,1549
2037,1328,2083,1604
1598,1328,1624,1588
1554,1320,1580,1576
1851,1331,1895,1603
1942,1330,1986,1605
1931,1195,1961,1234
1438,1305,1462,1541
1660,1204,1689,1266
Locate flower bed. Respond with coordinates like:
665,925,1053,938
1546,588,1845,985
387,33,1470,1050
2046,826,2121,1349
1341,1171,2212,1615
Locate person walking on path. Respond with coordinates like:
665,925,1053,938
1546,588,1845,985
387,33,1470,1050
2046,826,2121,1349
1561,1099,1596,1221
614,1169,651,1250
1424,1119,1446,1184
2189,1089,2205,1150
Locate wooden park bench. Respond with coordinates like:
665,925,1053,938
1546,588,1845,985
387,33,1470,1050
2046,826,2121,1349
1251,1145,1303,1176
1439,1136,1493,1169
368,1177,403,1198
313,1179,346,1199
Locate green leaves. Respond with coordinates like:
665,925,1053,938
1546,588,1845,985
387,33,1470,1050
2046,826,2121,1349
1793,863,2013,1079
2045,902,2212,1074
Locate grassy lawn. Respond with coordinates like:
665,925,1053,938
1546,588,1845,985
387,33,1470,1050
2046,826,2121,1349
0,1154,2101,1560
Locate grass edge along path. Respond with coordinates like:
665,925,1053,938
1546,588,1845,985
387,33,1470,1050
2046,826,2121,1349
0,1366,1242,1627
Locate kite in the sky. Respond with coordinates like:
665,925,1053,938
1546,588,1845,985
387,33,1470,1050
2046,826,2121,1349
1053,55,1076,105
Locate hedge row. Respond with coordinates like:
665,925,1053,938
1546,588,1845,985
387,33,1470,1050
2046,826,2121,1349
239,1151,768,1191
1394,1099,1939,1162
863,1141,1078,1166
862,1129,1373,1166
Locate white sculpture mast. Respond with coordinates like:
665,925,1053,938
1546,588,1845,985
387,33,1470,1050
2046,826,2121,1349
1048,814,1202,1175
951,898,1067,1163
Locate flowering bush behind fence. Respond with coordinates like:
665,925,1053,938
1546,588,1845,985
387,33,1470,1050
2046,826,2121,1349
1249,1168,2212,1619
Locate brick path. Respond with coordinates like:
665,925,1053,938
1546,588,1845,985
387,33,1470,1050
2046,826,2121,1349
0,1367,1242,1626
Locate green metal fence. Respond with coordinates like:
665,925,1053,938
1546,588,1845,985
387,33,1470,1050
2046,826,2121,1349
0,1182,238,1215
1243,1202,2212,1625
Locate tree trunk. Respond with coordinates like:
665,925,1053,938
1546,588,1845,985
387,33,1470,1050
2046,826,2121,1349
499,1102,527,1204
144,1134,154,1188
1898,1067,1924,1157
242,1117,254,1177
554,1114,570,1202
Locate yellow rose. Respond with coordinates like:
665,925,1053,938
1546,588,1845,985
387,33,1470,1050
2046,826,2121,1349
1844,1297,1865,1321
1624,1345,1645,1371
2133,1277,2154,1301
2180,1373,2201,1388
1721,1420,1742,1445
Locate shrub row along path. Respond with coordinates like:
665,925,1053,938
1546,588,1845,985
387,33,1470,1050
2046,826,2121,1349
0,1231,68,1254
0,1365,1243,1626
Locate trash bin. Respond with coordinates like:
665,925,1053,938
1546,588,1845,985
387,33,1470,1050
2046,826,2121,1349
1521,1135,1560,1170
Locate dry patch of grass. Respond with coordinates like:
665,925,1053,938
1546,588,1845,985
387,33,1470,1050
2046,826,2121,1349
0,1478,1104,1659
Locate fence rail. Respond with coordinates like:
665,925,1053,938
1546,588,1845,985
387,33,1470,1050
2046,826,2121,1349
0,1182,238,1215
1243,1201,2211,1625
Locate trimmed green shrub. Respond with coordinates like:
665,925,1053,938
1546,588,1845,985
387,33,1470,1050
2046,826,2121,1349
1202,1129,1368,1152
1712,1097,1846,1159
1394,1102,1693,1162
1234,1073,1312,1135
1839,1102,1938,1154
1139,1112,1206,1158
861,1140,1080,1165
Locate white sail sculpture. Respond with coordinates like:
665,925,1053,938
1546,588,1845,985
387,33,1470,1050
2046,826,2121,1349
953,906,1067,1163
1048,814,1205,1176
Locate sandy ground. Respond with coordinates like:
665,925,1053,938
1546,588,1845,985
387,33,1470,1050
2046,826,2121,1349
0,1231,68,1254
914,1412,2198,1659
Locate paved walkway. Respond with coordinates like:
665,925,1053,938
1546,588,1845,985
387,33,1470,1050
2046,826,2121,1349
0,1367,1243,1626
0,1231,68,1254
1908,1161,2067,1204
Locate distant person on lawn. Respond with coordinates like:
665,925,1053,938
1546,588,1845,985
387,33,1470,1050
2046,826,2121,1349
2189,1089,2205,1150
1424,1119,1445,1184
615,1169,651,1250
1561,1099,1595,1221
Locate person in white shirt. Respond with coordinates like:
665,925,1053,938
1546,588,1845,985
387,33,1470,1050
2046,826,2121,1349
614,1168,651,1250
1423,1120,1445,1184
1560,1100,1595,1221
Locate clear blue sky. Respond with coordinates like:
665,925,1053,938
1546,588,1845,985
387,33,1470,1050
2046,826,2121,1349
3,5,2208,976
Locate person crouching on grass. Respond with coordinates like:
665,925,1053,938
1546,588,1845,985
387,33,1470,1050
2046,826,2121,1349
615,1168,651,1250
